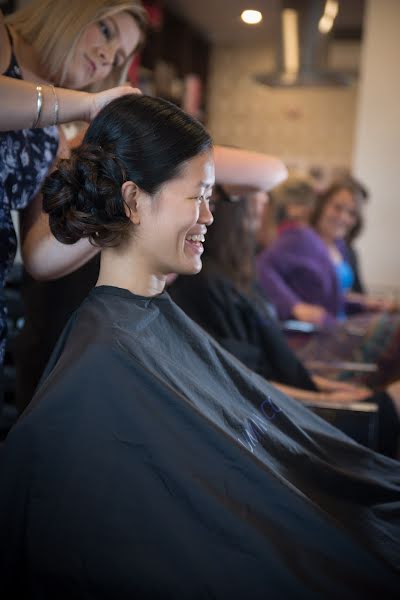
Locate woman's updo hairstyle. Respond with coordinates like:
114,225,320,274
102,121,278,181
42,94,213,246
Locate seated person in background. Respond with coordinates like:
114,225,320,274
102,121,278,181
256,177,396,325
254,174,315,253
256,175,328,324
256,177,400,389
342,176,369,294
1,95,400,597
170,188,400,457
309,179,395,314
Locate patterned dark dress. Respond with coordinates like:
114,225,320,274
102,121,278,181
0,30,59,364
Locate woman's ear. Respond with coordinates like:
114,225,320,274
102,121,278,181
121,181,142,225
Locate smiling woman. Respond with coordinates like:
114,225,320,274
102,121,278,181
43,94,214,295
5,0,147,90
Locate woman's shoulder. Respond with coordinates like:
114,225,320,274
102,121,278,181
282,224,320,243
259,225,321,260
282,226,330,259
0,11,12,75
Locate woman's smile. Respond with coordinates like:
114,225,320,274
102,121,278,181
184,231,207,255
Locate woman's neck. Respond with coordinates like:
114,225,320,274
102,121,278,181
96,248,167,298
315,231,342,264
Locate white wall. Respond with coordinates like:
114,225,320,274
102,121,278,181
352,0,400,290
206,41,360,173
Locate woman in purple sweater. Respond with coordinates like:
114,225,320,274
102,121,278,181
257,178,397,322
256,178,400,388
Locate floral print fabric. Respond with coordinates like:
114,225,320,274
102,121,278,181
0,45,59,362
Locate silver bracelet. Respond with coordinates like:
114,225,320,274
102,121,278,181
49,84,59,126
32,85,43,128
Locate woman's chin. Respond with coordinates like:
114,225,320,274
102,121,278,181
179,260,203,276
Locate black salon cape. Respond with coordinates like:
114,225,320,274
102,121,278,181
169,269,400,457
1,286,399,599
169,268,317,391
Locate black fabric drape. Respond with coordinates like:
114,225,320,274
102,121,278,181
169,268,316,391
1,286,399,598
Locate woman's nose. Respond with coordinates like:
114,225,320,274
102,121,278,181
98,44,115,67
199,201,214,226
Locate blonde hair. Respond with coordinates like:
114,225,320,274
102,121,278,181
6,0,147,90
270,175,317,224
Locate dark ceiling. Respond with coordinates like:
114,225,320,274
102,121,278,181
163,0,365,44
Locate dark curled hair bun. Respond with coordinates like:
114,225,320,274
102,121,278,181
42,143,131,247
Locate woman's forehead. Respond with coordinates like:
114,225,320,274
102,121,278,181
107,10,142,57
179,153,215,186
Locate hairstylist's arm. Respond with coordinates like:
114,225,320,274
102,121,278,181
19,126,99,280
214,146,288,191
20,192,100,281
0,76,140,131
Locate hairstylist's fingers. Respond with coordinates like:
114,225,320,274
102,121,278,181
88,85,142,121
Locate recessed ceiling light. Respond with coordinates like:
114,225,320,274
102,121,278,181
241,10,263,25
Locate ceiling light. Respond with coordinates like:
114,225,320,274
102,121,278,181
241,10,263,25
319,0,338,34
318,14,333,34
325,0,339,19
282,9,299,74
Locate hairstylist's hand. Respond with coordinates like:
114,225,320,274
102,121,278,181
292,302,327,325
86,85,142,122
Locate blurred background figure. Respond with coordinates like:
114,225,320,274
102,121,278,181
255,174,400,389
310,178,396,314
255,175,315,252
342,176,369,294
256,176,330,325
271,174,317,232
257,176,397,325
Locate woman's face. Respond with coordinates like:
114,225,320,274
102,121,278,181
136,151,215,276
64,11,141,89
286,201,313,224
318,188,359,241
